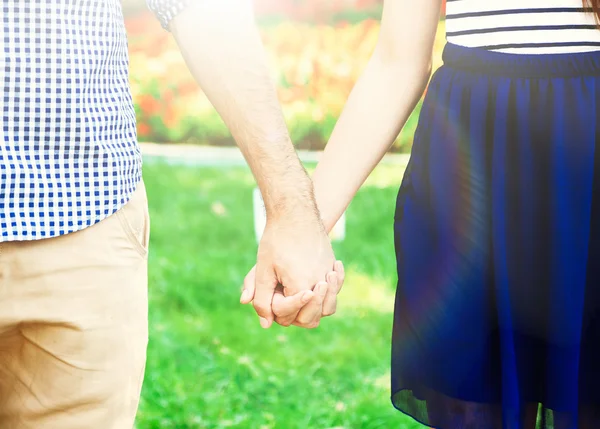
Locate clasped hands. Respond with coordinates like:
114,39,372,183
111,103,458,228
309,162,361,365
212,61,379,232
239,212,345,329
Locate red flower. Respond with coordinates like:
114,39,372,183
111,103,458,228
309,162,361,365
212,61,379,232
139,95,162,117
137,123,151,137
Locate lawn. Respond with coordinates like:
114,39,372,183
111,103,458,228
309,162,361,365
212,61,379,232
135,160,425,429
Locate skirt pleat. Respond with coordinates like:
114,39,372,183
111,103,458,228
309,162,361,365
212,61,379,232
392,43,600,428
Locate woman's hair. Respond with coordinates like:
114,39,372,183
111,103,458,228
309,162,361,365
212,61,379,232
587,0,600,23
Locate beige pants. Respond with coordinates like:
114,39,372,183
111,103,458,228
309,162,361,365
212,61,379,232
0,181,150,428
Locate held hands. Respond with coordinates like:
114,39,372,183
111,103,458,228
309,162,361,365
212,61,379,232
240,214,345,329
240,261,345,328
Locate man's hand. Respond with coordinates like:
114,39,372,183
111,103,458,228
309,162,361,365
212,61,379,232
167,1,346,329
241,259,345,328
253,211,334,328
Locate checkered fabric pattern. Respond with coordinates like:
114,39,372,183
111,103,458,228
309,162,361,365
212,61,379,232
0,0,188,242
147,0,190,30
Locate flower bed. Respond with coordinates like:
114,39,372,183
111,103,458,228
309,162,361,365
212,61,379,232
127,12,446,153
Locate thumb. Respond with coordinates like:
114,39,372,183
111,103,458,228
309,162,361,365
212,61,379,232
273,289,315,327
252,264,278,329
240,265,257,304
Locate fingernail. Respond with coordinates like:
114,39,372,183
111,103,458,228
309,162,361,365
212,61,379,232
336,261,344,272
240,289,250,303
259,317,270,329
327,272,336,284
301,291,313,303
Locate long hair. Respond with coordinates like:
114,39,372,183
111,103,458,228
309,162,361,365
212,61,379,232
586,0,600,23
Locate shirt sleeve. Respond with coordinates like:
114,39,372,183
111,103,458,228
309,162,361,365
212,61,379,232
147,0,191,30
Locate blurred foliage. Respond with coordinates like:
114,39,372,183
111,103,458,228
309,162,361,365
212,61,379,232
122,0,384,18
126,7,446,153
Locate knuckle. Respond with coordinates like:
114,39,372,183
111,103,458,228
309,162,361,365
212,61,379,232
275,318,292,327
294,321,311,329
296,314,312,325
273,308,292,319
253,303,269,314
272,304,297,319
271,302,284,315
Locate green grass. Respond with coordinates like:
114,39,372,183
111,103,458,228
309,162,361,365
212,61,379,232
136,161,424,429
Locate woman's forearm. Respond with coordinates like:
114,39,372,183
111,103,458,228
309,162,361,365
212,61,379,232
312,56,431,233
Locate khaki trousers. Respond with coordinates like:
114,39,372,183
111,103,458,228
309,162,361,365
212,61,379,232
0,181,149,428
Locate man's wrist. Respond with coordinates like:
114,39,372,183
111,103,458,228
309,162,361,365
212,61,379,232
264,175,320,222
245,134,320,223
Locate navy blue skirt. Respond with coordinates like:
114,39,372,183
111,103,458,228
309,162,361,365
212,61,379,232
392,43,600,429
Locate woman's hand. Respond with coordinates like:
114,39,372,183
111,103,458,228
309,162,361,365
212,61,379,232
240,261,345,328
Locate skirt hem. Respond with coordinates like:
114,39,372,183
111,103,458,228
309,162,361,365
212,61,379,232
391,390,437,429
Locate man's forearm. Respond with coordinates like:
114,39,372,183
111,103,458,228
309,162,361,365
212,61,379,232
169,0,317,219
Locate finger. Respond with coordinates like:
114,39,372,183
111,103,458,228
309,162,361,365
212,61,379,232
274,288,314,325
294,281,329,328
322,271,339,317
322,261,345,316
335,260,345,290
240,265,257,304
252,265,278,329
273,289,315,327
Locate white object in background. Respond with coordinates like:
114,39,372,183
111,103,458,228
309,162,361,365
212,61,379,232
253,187,346,243
253,187,268,243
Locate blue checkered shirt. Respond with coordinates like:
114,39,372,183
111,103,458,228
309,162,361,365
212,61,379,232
1,0,188,242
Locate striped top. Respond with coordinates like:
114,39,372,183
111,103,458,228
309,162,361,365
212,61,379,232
445,0,600,54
